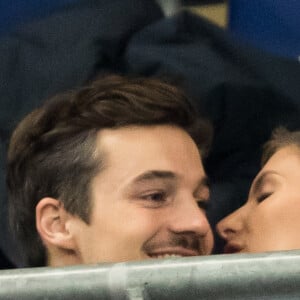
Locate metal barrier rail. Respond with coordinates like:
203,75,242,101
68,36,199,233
1,250,300,299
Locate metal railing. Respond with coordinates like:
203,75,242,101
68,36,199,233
1,250,300,299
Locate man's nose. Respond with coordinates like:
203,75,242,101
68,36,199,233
168,197,211,237
216,205,246,240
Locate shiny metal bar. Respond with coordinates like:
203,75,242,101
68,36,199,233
1,250,300,299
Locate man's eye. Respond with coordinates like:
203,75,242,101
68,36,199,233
257,192,272,203
141,192,166,202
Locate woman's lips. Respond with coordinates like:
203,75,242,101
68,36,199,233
223,243,243,254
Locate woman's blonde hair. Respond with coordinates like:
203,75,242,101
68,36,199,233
261,127,300,166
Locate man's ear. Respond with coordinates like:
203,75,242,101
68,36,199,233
36,198,76,251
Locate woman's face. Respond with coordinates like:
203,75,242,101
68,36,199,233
217,145,300,254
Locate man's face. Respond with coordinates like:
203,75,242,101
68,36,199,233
68,125,213,263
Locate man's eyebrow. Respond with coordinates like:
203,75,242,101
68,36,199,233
132,170,177,183
251,170,278,193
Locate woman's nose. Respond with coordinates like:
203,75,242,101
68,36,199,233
216,205,247,240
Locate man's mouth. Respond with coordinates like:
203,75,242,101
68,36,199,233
147,248,200,258
150,254,184,259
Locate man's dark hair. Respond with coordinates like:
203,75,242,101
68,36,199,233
7,75,212,267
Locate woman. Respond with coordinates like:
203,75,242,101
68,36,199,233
217,127,300,254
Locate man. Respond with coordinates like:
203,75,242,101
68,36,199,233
7,75,214,267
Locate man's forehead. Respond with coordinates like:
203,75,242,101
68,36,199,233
93,125,205,184
95,125,200,157
96,124,193,143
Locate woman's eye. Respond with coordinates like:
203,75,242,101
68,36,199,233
257,192,272,203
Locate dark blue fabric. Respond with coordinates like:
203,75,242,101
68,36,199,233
229,0,300,60
0,0,77,36
124,11,300,103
